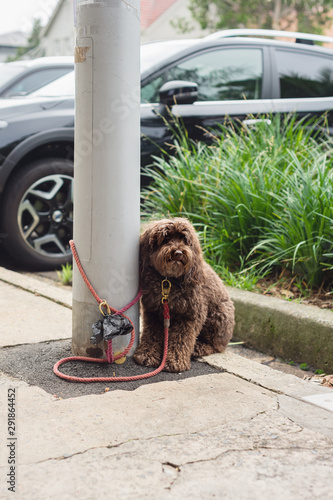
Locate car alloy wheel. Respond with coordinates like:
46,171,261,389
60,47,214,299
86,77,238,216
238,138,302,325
1,157,74,270
17,174,73,258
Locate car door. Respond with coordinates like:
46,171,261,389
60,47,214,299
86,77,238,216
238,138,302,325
270,46,333,131
140,43,273,166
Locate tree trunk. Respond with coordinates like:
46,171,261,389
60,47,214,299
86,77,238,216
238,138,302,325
272,0,282,30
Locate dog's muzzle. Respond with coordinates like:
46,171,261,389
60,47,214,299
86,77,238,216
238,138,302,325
171,250,184,262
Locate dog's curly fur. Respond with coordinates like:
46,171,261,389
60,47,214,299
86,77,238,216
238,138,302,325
133,218,235,373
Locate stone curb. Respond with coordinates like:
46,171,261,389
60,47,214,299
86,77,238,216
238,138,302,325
227,287,333,373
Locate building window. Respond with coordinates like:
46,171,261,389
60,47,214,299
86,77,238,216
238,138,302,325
54,39,61,56
64,37,72,55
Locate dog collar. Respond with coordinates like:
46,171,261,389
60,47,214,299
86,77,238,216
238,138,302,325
164,276,184,289
151,268,184,289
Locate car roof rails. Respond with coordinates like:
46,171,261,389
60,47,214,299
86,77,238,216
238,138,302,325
204,29,333,45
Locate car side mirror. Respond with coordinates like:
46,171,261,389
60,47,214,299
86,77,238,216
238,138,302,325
159,80,198,106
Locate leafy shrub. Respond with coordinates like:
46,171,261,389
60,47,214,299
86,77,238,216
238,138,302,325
142,113,333,288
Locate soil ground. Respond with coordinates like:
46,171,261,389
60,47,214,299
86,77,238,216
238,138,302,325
256,271,333,311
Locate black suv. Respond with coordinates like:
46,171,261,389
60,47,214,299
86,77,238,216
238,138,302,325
1,29,333,269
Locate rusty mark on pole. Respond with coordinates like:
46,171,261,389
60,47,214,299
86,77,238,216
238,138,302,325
75,46,90,63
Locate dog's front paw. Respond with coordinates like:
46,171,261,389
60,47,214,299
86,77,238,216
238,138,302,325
164,355,191,373
133,348,161,368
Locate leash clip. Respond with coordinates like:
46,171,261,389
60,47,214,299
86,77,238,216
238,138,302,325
99,300,111,316
161,279,172,303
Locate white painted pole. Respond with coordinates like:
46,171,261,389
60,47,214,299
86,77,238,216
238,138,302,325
72,0,140,358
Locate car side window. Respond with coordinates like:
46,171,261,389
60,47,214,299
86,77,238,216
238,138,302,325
3,68,72,97
276,50,333,98
141,48,263,103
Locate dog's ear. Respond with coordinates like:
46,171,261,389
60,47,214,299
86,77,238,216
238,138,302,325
184,224,205,284
139,226,152,277
151,219,173,247
139,221,164,276
187,248,204,284
186,262,203,284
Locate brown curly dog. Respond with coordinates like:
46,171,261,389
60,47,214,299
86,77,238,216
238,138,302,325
133,218,235,373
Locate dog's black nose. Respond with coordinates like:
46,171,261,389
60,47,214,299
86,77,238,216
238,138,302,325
172,250,183,261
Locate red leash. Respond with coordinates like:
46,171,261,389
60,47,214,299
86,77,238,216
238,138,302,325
53,240,169,383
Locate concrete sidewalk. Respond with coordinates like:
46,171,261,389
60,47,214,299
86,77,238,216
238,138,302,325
0,267,333,500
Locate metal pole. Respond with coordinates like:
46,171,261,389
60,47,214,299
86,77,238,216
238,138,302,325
72,0,140,358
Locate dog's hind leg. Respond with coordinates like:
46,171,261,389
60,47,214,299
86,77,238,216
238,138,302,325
192,301,234,359
192,340,220,358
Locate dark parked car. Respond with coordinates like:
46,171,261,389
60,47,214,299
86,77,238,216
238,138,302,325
0,57,73,97
1,29,333,270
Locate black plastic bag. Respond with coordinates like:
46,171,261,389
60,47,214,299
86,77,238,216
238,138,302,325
90,314,133,345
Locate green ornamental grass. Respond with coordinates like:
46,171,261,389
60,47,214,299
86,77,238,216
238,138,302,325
142,113,333,288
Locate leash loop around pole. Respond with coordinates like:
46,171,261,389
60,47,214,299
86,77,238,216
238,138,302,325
53,241,169,383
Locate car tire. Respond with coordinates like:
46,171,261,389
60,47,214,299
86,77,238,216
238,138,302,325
1,158,74,270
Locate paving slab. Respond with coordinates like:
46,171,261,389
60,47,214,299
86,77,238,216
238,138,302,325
303,392,333,412
14,429,333,500
1,267,333,499
0,266,71,308
0,372,332,500
0,281,71,347
0,372,276,465
203,351,332,400
277,394,333,439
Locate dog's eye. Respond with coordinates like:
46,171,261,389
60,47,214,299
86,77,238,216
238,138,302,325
182,233,191,246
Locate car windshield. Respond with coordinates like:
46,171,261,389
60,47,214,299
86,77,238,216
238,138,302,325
31,71,75,97
29,41,198,98
0,65,25,87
